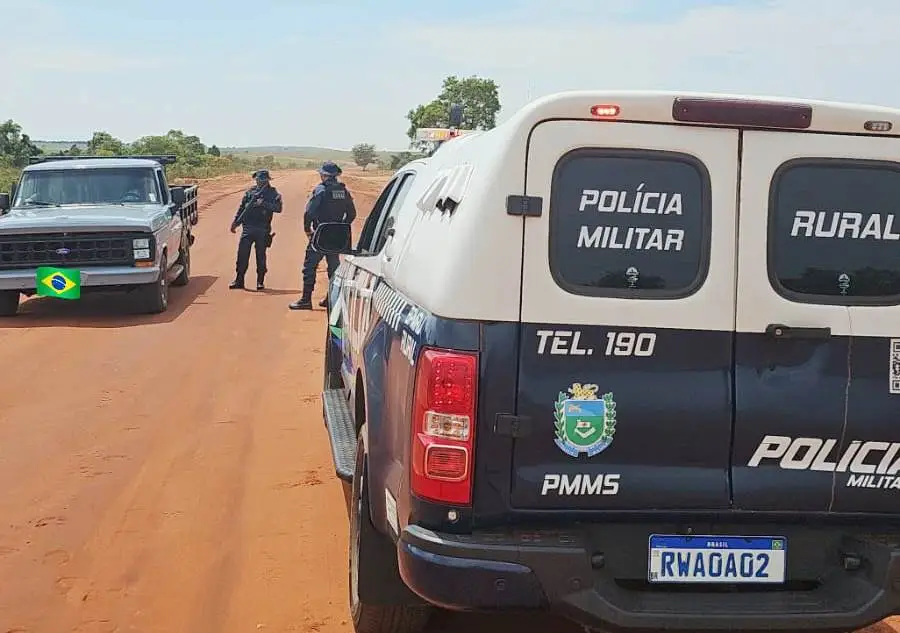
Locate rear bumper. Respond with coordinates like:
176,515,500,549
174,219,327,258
397,523,900,632
0,265,159,291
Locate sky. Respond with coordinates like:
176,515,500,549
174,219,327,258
0,0,895,151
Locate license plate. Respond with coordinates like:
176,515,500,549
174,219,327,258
648,534,786,584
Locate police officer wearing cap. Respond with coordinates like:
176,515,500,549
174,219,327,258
289,161,356,310
229,169,282,291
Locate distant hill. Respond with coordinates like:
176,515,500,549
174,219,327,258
34,140,89,152
32,141,404,166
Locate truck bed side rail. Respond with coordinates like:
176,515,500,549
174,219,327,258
170,184,199,225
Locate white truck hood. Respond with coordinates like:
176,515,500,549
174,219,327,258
0,204,166,234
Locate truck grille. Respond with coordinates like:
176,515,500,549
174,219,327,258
0,232,148,269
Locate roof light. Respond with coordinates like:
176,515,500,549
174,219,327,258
672,97,812,129
590,104,620,118
864,120,892,132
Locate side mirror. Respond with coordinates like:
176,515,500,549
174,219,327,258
170,187,185,205
0,193,8,212
312,222,353,254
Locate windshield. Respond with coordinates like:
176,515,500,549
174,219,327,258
13,167,162,207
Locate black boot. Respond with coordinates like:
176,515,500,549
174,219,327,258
256,277,265,291
289,286,313,309
229,277,245,290
289,296,313,310
318,296,328,308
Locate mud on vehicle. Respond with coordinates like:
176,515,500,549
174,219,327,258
0,154,197,316
312,90,900,633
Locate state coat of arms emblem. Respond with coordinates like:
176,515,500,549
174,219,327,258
554,383,617,457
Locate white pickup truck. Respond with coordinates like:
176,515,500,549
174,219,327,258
0,154,198,316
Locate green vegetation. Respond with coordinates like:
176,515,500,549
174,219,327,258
0,122,355,194
406,75,501,142
351,143,378,170
46,129,301,182
0,120,41,192
0,167,17,196
0,74,504,191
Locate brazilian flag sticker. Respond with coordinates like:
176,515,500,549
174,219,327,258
36,267,81,300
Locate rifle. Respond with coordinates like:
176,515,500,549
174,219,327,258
232,187,276,246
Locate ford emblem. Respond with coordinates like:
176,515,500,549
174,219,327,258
56,247,70,255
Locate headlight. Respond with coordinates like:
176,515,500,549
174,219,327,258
133,248,151,260
133,238,150,249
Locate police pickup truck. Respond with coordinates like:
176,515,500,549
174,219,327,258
0,154,197,316
311,90,900,633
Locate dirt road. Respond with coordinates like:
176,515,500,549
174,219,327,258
0,169,895,633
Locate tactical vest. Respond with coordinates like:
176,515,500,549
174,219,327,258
242,186,276,228
316,181,354,224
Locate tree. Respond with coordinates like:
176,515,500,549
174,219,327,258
0,120,42,167
207,145,221,157
86,131,126,155
406,75,501,143
389,151,426,170
351,143,377,170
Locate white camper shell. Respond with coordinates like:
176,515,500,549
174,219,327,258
373,91,900,338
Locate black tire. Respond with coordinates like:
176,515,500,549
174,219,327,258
137,252,169,314
172,238,191,287
349,436,431,633
0,291,19,317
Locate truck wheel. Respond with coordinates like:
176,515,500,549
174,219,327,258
0,291,20,317
350,436,431,633
138,253,169,314
172,239,191,287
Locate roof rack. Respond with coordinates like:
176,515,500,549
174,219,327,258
28,154,178,165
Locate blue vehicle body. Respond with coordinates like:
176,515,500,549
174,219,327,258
324,266,900,633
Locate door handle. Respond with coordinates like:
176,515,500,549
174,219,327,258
765,324,832,339
383,230,395,262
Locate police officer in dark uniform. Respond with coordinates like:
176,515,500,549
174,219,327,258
229,169,283,291
289,161,357,310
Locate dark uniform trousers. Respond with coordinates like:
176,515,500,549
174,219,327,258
302,242,340,291
236,225,269,282
298,176,355,303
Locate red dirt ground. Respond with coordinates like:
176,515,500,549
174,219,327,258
0,169,895,633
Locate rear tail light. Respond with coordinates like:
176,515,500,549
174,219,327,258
411,348,478,505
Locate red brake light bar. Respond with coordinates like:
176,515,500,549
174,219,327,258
672,97,812,129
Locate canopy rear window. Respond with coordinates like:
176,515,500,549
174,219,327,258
548,148,711,299
768,158,900,305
